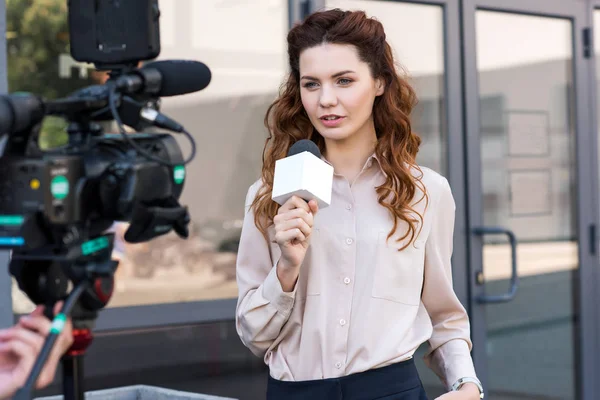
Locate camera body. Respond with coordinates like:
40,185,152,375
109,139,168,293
0,132,185,238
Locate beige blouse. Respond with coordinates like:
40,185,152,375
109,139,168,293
235,153,478,389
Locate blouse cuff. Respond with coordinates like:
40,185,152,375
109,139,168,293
432,339,478,390
261,261,296,317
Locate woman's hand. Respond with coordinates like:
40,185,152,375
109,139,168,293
273,196,319,291
435,383,481,400
0,302,74,400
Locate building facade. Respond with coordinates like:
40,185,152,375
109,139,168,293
1,0,600,399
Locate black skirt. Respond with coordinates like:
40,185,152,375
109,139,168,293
266,358,428,400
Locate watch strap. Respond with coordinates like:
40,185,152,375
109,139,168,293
451,377,484,399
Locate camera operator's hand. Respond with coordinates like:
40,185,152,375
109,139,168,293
0,302,73,400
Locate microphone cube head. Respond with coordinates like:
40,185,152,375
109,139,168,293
272,151,334,209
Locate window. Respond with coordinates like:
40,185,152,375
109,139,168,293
10,0,289,312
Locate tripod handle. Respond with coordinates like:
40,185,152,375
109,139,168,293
13,281,89,400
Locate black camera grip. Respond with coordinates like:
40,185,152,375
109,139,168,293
123,197,190,243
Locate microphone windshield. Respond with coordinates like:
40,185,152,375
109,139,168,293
288,139,321,159
142,60,212,97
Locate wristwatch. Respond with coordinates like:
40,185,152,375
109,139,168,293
451,377,484,399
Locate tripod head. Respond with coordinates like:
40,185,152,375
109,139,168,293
10,233,117,324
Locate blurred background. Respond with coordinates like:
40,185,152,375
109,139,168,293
2,0,600,399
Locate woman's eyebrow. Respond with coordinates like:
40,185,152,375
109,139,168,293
300,70,356,80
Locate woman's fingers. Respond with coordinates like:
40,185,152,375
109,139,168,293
274,208,314,236
18,314,51,337
50,301,73,348
52,302,63,316
276,207,314,225
275,228,306,245
0,302,75,390
0,326,44,355
24,302,73,388
30,305,45,317
0,338,35,365
278,196,311,213
308,199,319,215
0,334,38,389
278,218,312,238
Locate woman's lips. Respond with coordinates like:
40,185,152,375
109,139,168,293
319,116,345,127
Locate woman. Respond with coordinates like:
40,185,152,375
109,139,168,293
236,8,483,400
0,303,73,400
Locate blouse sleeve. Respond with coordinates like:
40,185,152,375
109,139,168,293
421,176,479,389
235,182,298,358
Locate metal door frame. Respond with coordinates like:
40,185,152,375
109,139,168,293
584,1,600,398
0,0,10,330
462,0,600,398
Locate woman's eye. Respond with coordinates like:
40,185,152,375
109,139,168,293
338,78,352,85
303,82,318,89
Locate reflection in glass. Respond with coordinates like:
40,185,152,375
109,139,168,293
476,11,577,399
6,0,104,149
108,0,289,307
9,0,289,312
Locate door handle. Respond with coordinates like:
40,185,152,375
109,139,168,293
472,226,519,304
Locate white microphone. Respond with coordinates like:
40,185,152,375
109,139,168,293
272,140,334,209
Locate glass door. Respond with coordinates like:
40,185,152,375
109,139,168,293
462,0,599,399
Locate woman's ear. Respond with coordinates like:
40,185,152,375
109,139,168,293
375,78,385,96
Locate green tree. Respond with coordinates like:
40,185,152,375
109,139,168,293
6,0,95,149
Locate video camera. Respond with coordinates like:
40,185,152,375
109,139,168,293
1,1,211,398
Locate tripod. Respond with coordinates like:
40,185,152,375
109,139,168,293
10,233,118,400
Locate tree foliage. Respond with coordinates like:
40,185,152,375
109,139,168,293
6,0,95,148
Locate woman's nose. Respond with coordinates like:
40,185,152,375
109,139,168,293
319,86,338,108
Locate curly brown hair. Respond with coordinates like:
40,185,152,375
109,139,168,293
251,8,427,250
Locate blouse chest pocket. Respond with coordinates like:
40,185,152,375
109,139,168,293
371,231,426,306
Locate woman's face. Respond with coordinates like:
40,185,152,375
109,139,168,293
299,43,384,146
